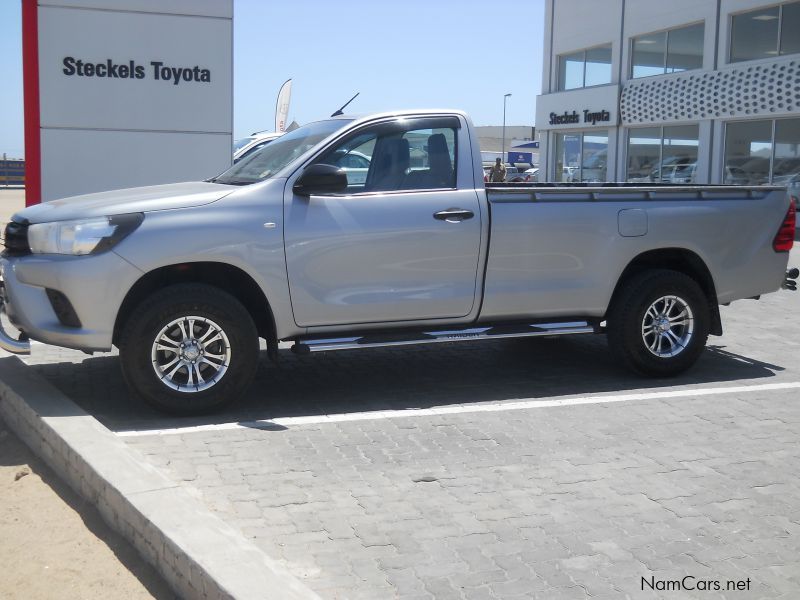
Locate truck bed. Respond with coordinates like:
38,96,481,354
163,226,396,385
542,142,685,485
479,183,791,322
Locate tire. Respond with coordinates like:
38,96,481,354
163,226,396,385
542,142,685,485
607,269,710,377
119,283,259,415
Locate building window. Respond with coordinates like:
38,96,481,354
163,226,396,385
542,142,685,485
724,118,800,186
557,44,612,91
631,23,704,78
730,2,800,63
774,119,800,188
554,131,609,182
627,125,699,183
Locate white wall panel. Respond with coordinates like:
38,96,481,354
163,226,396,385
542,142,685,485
551,0,624,56
41,129,230,200
34,1,233,201
38,7,231,132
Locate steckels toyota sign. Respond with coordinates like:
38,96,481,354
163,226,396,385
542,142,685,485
548,109,611,126
61,57,212,84
535,84,620,131
23,0,233,203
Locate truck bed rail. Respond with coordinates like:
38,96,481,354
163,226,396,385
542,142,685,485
486,182,787,203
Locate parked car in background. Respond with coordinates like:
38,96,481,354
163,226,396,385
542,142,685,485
505,166,525,182
628,156,696,184
726,156,771,184
661,160,696,184
329,149,371,185
580,150,608,182
481,165,533,182
524,167,539,182
722,165,751,185
233,131,284,163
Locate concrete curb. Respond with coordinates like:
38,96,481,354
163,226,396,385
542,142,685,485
0,356,321,600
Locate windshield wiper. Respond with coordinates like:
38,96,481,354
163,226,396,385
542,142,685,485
213,179,253,186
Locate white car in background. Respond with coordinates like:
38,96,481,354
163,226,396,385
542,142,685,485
233,131,284,163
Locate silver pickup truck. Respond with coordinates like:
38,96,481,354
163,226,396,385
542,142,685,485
1,110,796,414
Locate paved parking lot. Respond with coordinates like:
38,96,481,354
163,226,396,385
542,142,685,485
12,249,800,599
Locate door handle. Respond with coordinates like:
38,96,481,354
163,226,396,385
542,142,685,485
433,208,474,222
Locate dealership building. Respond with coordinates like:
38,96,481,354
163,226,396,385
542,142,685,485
536,0,800,186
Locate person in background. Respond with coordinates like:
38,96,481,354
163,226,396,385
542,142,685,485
489,157,506,183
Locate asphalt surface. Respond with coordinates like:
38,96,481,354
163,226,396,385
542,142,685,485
12,248,800,599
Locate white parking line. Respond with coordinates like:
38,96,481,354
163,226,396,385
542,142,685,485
116,381,800,437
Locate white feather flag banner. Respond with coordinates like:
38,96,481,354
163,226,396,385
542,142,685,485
275,79,292,133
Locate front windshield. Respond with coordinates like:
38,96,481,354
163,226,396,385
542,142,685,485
233,136,256,152
215,119,353,185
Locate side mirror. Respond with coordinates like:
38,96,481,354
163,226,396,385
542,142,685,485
293,164,348,196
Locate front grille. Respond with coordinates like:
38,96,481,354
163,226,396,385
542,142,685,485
2,221,30,256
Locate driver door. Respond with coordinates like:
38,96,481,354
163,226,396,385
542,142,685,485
284,116,483,328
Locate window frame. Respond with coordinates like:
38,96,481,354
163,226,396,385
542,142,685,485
728,1,800,64
629,21,705,79
625,125,700,183
551,130,610,183
722,117,800,184
556,43,613,91
308,116,461,196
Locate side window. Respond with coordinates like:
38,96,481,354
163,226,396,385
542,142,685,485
311,119,458,193
318,131,377,189
401,127,457,191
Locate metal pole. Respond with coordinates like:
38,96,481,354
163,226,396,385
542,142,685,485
502,93,511,166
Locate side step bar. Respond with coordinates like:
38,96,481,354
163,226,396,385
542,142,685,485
291,321,597,354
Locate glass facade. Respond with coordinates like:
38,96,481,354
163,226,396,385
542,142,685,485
627,127,661,181
731,1,800,62
543,4,800,187
724,118,800,185
554,131,609,182
627,125,699,183
774,119,800,189
631,23,704,78
558,45,612,90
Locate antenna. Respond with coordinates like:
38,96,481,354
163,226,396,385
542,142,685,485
331,92,360,117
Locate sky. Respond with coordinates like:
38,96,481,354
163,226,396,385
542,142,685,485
0,0,545,158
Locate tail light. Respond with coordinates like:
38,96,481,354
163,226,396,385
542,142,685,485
773,197,796,252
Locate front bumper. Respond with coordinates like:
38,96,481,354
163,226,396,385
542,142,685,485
0,252,143,352
0,280,30,354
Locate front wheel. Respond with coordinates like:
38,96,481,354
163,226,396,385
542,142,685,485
119,284,259,415
607,270,710,377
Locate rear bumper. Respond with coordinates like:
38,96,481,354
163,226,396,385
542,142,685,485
0,252,143,352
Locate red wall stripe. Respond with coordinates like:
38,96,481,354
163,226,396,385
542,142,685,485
22,0,41,206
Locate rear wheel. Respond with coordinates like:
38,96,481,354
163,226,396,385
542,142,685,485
607,270,710,377
119,284,259,415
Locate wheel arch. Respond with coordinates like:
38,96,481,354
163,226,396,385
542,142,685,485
113,262,278,351
607,248,723,336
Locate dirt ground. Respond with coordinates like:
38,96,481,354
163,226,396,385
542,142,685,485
0,189,176,598
0,416,175,600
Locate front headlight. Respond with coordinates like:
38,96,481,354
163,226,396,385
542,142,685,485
28,214,144,256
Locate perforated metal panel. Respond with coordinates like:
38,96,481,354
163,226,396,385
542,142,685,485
621,58,800,124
